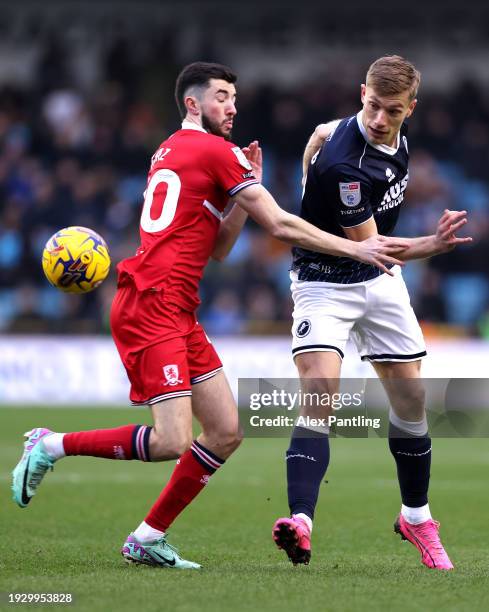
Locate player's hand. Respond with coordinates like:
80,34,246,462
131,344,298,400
242,140,263,183
434,209,473,252
354,235,410,276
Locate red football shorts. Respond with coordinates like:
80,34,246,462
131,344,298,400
110,281,222,405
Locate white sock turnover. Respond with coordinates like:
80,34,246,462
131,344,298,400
133,521,165,543
42,433,66,459
293,513,313,533
401,503,432,525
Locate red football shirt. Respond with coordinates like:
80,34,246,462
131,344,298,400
117,123,259,311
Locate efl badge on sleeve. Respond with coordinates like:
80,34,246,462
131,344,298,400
232,146,252,170
339,182,361,207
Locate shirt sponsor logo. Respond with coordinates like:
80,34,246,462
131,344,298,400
340,207,365,215
163,364,183,386
308,263,335,274
339,182,361,207
377,173,409,212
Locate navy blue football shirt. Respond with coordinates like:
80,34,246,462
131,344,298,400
292,112,409,284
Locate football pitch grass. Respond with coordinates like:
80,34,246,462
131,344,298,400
1,407,488,612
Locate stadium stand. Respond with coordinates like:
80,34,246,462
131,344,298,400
0,1,488,336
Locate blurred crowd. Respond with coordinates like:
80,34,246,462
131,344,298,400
1,33,489,337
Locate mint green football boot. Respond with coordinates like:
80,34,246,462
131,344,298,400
12,428,56,508
121,533,201,569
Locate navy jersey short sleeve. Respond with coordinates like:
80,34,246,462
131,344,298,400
321,163,374,228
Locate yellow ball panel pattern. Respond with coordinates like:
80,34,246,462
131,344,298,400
42,226,111,294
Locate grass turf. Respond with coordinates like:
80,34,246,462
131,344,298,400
0,407,488,612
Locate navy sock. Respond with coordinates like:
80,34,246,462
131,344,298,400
388,423,431,507
286,426,330,519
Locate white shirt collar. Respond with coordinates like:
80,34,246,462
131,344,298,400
181,120,207,133
356,111,399,156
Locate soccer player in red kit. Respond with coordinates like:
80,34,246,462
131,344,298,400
12,62,409,568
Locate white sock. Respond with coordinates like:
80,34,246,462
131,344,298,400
389,410,428,437
293,513,313,533
133,521,165,543
401,503,432,525
42,433,66,459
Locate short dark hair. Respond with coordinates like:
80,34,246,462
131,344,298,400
175,61,237,119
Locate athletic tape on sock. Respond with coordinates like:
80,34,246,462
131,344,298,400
294,418,330,435
389,409,428,437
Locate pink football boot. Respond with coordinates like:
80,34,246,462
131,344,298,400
272,516,311,565
394,513,454,570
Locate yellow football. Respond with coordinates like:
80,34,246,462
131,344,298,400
42,226,111,294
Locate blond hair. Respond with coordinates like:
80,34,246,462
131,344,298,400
366,55,420,100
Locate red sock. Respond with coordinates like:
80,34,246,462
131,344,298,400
63,424,151,461
145,440,224,532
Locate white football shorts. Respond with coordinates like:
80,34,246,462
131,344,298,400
290,266,427,362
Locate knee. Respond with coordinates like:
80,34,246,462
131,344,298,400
396,384,426,417
150,430,192,461
297,363,337,393
228,426,244,452
409,386,426,412
296,371,338,417
220,426,244,456
204,426,243,459
297,361,322,380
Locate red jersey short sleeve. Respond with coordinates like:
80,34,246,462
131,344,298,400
209,140,260,196
116,126,259,312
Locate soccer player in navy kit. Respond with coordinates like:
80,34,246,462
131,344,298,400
273,56,472,570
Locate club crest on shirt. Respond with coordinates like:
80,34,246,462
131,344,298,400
296,319,311,338
232,146,252,170
339,182,361,207
163,364,183,386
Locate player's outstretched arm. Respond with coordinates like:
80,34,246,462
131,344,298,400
211,141,262,261
234,183,409,274
392,209,472,261
343,210,472,262
302,121,339,181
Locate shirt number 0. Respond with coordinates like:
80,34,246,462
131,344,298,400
140,169,181,233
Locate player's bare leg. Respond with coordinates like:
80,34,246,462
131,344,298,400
126,374,242,567
273,351,341,565
149,396,193,460
374,360,453,570
134,396,196,530
373,360,425,421
191,370,242,460
122,395,203,568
